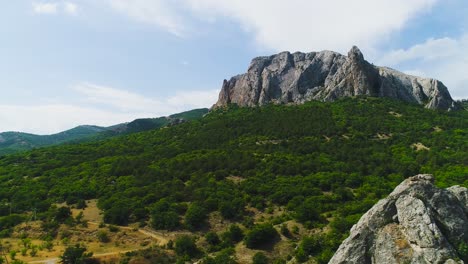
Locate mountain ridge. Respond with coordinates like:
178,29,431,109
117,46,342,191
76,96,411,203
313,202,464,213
214,46,460,110
0,108,208,155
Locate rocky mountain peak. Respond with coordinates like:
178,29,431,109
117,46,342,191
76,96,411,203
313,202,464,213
329,174,468,264
348,45,364,62
214,47,460,110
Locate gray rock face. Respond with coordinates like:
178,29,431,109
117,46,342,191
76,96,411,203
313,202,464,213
214,47,460,110
328,174,468,264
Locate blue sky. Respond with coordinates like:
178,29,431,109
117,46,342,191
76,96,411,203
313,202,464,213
1,0,467,134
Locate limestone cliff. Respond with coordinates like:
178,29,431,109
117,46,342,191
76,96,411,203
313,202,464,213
214,47,459,110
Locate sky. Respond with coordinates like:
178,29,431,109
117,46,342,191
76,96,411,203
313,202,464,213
0,0,467,134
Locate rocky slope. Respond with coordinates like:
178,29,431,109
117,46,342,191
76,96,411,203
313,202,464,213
329,174,468,264
214,47,459,110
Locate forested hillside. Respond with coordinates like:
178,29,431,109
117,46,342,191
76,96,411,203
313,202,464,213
0,97,466,263
0,108,208,155
0,125,109,155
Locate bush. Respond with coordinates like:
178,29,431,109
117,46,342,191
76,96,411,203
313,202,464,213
60,244,93,264
151,199,180,230
219,198,244,220
252,252,269,264
56,207,72,223
184,203,207,230
152,211,180,230
76,200,87,209
174,235,199,258
221,225,244,246
103,206,131,226
205,232,220,246
280,225,290,237
294,198,320,224
244,223,278,249
0,215,26,230
97,230,110,243
108,225,120,232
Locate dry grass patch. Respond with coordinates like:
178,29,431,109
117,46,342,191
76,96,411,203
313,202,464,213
71,199,102,223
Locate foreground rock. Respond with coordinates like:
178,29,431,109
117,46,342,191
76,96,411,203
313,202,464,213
214,47,460,110
329,174,468,264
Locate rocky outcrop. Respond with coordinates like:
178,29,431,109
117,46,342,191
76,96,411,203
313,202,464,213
329,174,468,264
214,47,460,110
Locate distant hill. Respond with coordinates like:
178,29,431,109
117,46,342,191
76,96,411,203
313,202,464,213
107,108,209,134
0,108,208,155
0,125,108,155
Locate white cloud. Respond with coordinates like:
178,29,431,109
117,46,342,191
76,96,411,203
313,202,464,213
32,1,79,15
378,35,468,99
167,89,219,109
74,83,161,113
379,37,460,66
64,2,78,15
32,2,58,14
107,0,187,37
0,83,218,134
105,0,438,53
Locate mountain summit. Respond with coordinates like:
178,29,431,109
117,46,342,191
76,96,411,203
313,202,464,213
214,46,459,110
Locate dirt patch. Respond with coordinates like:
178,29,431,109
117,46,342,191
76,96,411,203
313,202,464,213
411,142,430,151
376,133,392,140
226,176,246,184
389,111,402,118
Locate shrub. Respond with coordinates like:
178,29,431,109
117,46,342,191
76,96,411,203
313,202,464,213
221,225,244,246
60,244,93,264
205,232,220,246
56,207,72,223
108,225,120,232
244,223,278,249
252,252,269,264
184,203,207,230
76,199,87,209
174,235,199,258
97,230,110,243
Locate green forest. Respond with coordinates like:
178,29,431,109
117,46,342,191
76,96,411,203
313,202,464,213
0,97,467,263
